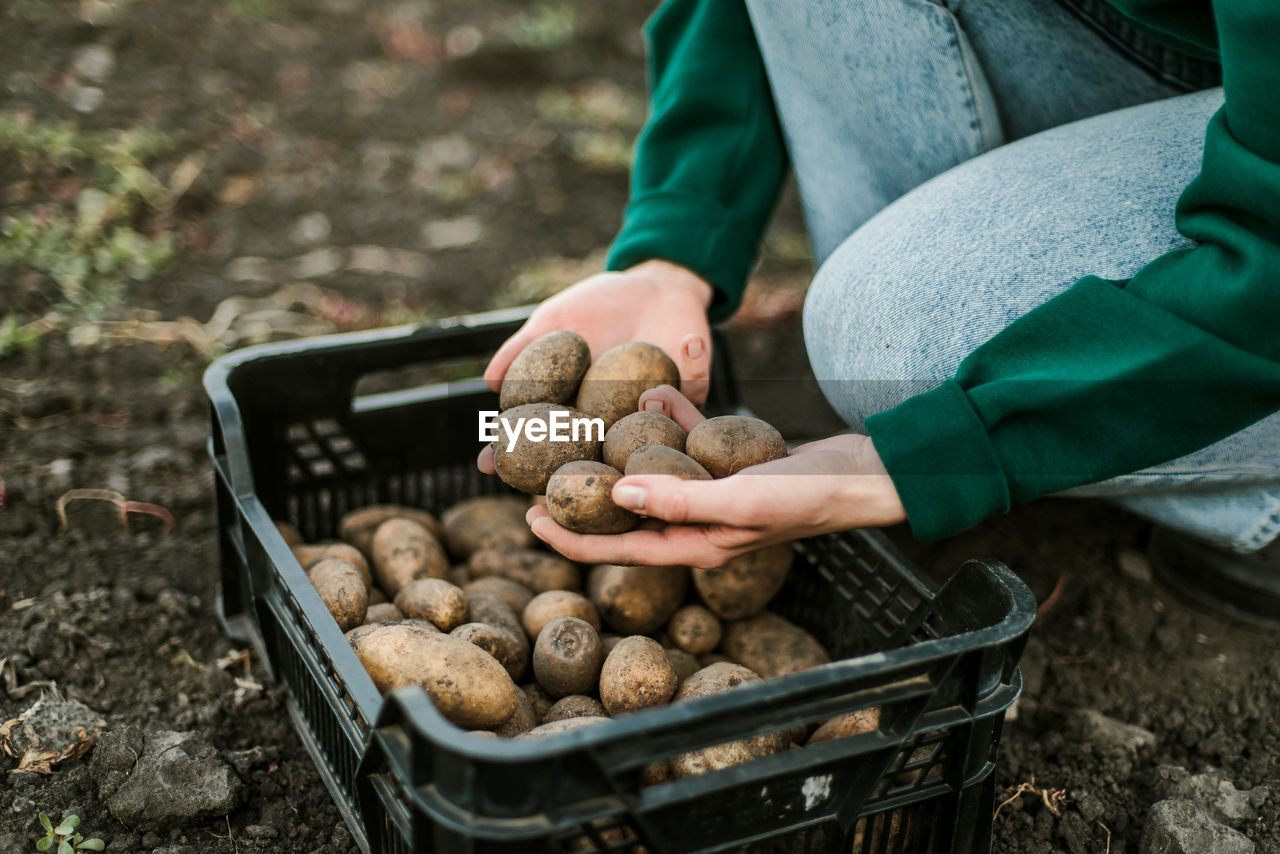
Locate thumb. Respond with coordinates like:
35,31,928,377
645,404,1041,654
612,475,749,526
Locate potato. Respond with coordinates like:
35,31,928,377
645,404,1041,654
670,663,789,778
441,496,534,559
499,330,592,410
664,647,701,683
600,633,624,658
447,566,471,588
493,688,538,737
394,578,469,631
575,342,680,430
599,636,678,715
667,605,722,655
466,592,527,640
808,707,881,745
368,586,389,605
522,590,601,638
339,505,443,557
684,416,787,478
521,683,554,721
468,547,580,593
348,623,519,728
542,695,607,723
546,461,638,535
533,616,603,698
587,564,688,635
493,403,603,495
346,619,438,652
371,518,450,595
642,760,672,786
602,412,686,472
463,576,535,615
721,612,830,679
275,519,304,547
451,621,528,681
624,445,711,480
692,542,793,620
294,542,373,589
308,557,368,631
518,717,607,738
363,602,404,624
697,652,736,668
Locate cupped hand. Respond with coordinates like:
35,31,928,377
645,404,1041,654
483,260,716,406
523,385,907,568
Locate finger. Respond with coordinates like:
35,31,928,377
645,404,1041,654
611,474,755,526
527,508,731,567
637,385,706,432
476,443,496,474
676,333,711,407
483,325,541,392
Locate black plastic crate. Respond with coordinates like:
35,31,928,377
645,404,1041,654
204,308,1036,854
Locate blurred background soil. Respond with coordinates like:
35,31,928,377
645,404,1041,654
0,0,1276,852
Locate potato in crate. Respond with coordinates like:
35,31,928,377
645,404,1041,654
205,309,1036,854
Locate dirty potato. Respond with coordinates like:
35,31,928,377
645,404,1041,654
692,542,793,620
624,445,712,480
575,342,680,430
275,519,304,547
348,623,519,729
518,717,608,738
440,496,534,560
664,647,701,683
371,518,450,595
522,590,601,638
667,604,722,655
363,602,405,624
394,578,469,631
493,403,603,495
807,707,881,745
602,411,686,472
669,663,789,778
294,542,373,589
599,636,678,715
546,461,638,535
493,688,538,737
721,612,830,679
542,695,607,723
532,616,603,699
587,564,688,635
463,576,535,615
499,329,592,410
451,621,528,681
684,416,787,478
308,557,368,631
467,547,580,593
339,505,443,557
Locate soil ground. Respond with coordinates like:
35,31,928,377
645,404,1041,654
2,1,1277,852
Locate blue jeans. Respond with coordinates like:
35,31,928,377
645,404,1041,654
744,0,1280,552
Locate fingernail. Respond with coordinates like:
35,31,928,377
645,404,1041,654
642,398,666,415
530,523,548,541
685,337,705,360
614,484,646,511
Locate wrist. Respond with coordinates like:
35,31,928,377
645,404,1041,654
627,259,714,311
841,434,908,527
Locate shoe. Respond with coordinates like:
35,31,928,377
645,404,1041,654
1147,526,1280,630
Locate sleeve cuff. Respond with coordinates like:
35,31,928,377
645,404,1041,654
605,191,758,324
864,379,1011,540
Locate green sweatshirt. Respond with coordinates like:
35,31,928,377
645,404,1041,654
605,0,1280,540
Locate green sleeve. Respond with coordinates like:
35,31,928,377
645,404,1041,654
605,0,788,323
867,0,1280,541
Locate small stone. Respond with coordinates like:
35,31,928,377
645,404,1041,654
71,44,115,82
1070,709,1156,757
1140,800,1254,854
1117,549,1153,584
290,211,331,245
69,86,105,113
244,825,278,839
422,216,483,250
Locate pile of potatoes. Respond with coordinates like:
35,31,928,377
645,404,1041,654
492,331,789,533
277,496,884,782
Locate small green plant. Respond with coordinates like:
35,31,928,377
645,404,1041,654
36,813,104,852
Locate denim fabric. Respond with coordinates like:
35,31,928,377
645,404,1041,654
744,0,1280,551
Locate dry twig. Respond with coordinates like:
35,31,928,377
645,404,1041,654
1036,572,1071,619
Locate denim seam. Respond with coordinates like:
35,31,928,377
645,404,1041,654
934,5,987,156
1240,496,1280,551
